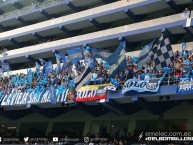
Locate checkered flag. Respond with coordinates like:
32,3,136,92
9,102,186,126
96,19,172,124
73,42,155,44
151,32,174,70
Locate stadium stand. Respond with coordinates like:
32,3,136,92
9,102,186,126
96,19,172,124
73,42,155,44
1,0,193,144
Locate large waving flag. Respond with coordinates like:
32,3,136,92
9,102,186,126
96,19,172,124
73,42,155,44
62,55,72,70
83,46,92,58
74,66,92,91
89,47,111,59
99,49,112,59
45,61,53,74
105,41,126,65
26,68,33,87
67,48,83,64
151,32,174,70
90,47,100,58
55,53,62,71
39,58,47,66
136,40,155,67
109,53,127,78
35,62,41,73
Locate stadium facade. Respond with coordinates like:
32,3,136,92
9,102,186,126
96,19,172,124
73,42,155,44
0,0,193,142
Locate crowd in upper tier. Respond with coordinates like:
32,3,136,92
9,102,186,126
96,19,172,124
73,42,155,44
0,48,192,95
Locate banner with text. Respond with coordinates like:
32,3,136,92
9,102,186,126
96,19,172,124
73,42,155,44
122,78,161,94
76,84,108,102
177,76,193,94
0,89,75,107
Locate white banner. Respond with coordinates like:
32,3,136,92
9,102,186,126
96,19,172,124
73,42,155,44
122,78,161,94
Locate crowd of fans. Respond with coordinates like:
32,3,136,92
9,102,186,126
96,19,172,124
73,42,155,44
0,48,192,96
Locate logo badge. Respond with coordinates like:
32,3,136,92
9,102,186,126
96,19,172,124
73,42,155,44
84,137,89,143
53,137,58,142
24,137,29,142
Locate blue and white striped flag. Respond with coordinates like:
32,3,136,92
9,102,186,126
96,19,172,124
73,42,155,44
62,55,72,70
39,58,47,66
49,86,57,104
89,47,112,59
83,46,92,58
35,62,41,73
26,68,33,87
55,53,62,71
109,53,127,78
67,48,83,64
45,61,53,74
99,49,112,59
105,41,126,65
90,47,100,58
136,40,155,67
74,66,92,91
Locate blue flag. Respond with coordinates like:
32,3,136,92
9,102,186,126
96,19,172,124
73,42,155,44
62,56,72,70
83,46,92,58
90,47,112,59
105,41,126,65
45,61,53,74
109,53,127,78
136,40,155,67
49,86,57,104
35,62,41,73
26,68,33,87
67,48,83,64
55,53,62,72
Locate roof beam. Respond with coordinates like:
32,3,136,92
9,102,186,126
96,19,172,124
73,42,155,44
132,97,159,115
118,37,140,50
30,105,66,118
184,27,193,37
16,17,29,25
0,24,8,31
32,32,43,40
161,28,183,43
25,55,41,65
124,9,146,22
132,96,182,115
40,9,52,19
12,2,23,9
59,25,81,36
67,2,87,12
166,0,181,13
9,38,21,47
77,102,108,117
0,109,33,120
52,50,59,54
67,2,79,12
59,26,72,36
89,18,112,30
106,100,131,115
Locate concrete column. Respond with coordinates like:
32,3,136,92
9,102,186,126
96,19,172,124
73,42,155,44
45,122,53,136
16,123,21,136
82,120,91,137
157,114,164,130
127,119,136,135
